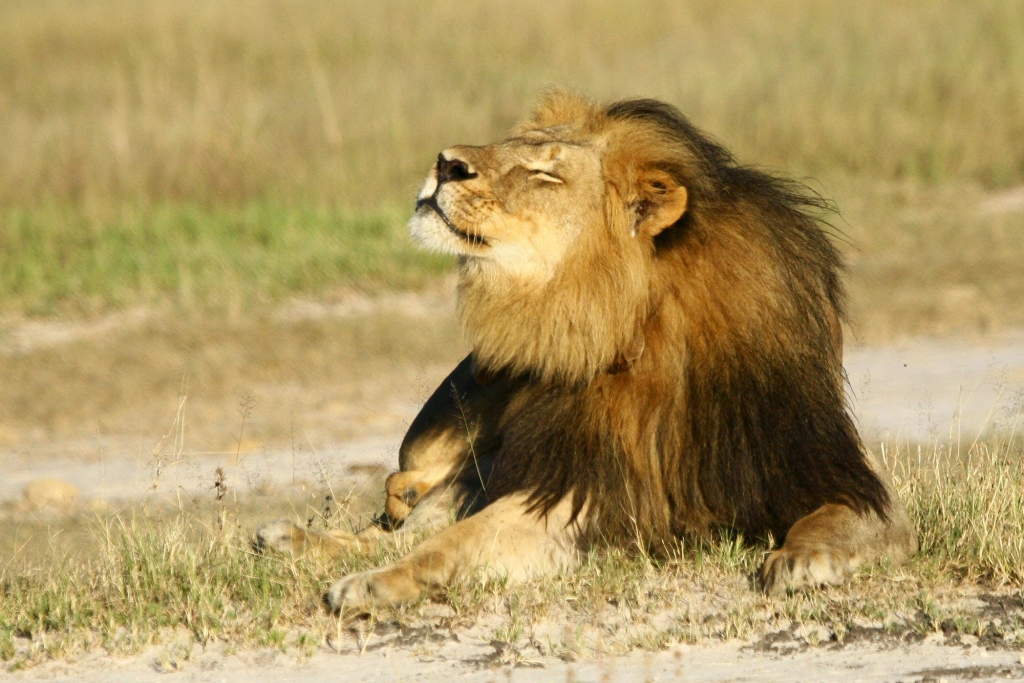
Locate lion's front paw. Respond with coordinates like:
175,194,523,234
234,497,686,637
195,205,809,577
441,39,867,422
325,565,423,612
759,546,854,597
384,471,435,522
255,520,305,555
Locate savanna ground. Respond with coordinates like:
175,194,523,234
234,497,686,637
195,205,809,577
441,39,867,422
3,1,1024,680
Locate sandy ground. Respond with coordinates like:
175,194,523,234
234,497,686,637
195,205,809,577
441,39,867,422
9,634,1024,683
845,335,1024,444
0,432,400,510
3,335,1023,509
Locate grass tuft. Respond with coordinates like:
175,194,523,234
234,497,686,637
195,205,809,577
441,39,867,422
895,435,1024,582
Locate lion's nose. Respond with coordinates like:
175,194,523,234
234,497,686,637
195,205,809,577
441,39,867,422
436,153,477,184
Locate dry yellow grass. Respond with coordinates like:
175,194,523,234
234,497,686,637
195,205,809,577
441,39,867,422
3,435,1024,668
834,179,1024,340
0,304,465,448
1,0,1022,208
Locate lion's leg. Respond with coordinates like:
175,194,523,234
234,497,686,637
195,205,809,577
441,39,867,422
385,354,513,523
758,311,917,595
256,355,509,553
759,493,917,595
256,478,475,558
256,520,386,558
325,494,579,611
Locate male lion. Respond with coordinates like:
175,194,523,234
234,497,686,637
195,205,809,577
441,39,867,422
258,92,917,610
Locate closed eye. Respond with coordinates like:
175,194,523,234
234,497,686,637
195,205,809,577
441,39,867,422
529,169,564,184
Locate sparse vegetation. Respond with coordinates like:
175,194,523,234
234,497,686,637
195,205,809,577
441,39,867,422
899,437,1024,582
3,433,1024,667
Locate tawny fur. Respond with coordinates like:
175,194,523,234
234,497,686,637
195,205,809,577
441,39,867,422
259,92,918,609
462,94,892,547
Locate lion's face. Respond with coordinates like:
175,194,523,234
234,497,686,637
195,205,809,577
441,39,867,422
408,133,605,281
407,94,690,383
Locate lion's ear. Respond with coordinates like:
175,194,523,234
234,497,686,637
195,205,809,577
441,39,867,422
633,176,688,239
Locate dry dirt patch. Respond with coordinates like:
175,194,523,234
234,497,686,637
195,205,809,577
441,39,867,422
7,639,1024,683
0,286,465,457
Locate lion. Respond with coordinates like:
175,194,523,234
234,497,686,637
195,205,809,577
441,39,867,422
257,92,917,609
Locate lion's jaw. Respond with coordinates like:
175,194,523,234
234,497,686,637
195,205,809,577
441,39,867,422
408,135,654,384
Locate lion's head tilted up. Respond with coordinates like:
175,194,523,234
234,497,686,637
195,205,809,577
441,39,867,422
409,92,888,550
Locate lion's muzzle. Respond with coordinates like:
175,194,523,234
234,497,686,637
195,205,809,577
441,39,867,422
414,152,487,246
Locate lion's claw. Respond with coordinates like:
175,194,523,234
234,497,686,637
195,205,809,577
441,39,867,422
759,546,852,596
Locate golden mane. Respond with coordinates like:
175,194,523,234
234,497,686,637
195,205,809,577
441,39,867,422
261,93,916,611
459,92,710,385
466,93,888,547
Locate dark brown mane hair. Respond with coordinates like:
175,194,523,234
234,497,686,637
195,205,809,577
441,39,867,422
478,96,889,549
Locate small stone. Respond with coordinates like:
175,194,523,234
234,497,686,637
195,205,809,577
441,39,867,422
21,479,80,513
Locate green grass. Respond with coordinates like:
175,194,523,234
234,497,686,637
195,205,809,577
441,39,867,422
0,204,450,316
899,438,1024,582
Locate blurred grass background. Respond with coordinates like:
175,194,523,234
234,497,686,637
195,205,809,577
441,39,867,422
4,0,1024,204
3,4,1024,662
1,0,1023,321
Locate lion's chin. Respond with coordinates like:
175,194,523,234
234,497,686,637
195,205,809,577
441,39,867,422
407,210,467,256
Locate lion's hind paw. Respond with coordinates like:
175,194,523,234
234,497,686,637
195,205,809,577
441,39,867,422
758,546,855,597
255,520,308,555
